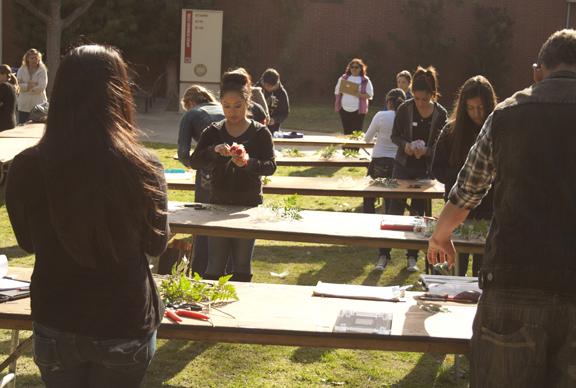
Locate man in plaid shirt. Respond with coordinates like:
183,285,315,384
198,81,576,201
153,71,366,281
428,29,576,387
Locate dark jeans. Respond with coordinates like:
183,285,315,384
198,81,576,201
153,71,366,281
338,109,365,135
18,111,30,124
471,288,576,387
191,169,211,275
205,236,255,280
268,122,281,133
363,157,395,256
33,322,156,388
458,253,483,276
385,162,429,258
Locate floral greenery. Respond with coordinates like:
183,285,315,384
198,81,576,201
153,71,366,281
265,194,303,221
370,178,399,188
160,259,238,306
262,176,271,185
419,218,490,241
342,148,360,158
319,145,338,159
282,148,304,157
347,131,364,140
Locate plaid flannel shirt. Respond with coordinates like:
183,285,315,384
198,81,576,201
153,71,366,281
448,113,496,209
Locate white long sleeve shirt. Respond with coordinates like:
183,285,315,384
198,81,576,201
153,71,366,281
364,110,397,158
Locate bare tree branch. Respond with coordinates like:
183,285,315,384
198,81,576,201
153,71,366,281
15,0,50,24
63,0,96,29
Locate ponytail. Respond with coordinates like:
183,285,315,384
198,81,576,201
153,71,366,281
412,66,440,99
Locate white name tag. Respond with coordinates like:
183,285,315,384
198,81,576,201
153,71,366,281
412,122,418,127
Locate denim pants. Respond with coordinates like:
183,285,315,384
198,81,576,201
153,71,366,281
205,236,255,279
471,288,576,387
458,253,483,276
385,162,430,258
192,169,211,275
363,157,395,256
33,322,156,388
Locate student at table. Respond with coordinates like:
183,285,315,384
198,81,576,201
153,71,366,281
389,66,447,272
257,68,290,133
177,84,224,275
431,75,496,276
16,48,48,124
6,44,168,387
189,69,276,282
428,29,576,387
0,64,18,131
363,88,406,271
396,70,413,100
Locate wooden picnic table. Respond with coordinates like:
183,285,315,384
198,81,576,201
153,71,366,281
168,203,485,254
273,134,373,148
0,124,44,139
0,124,44,187
0,267,473,387
166,173,445,199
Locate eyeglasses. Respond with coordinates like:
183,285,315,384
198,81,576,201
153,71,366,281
350,65,360,69
532,63,541,70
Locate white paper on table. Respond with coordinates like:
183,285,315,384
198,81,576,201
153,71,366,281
313,281,402,301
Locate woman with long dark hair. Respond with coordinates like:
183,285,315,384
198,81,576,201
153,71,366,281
432,75,497,276
6,45,168,387
389,66,447,272
189,69,276,282
334,58,374,134
0,64,18,131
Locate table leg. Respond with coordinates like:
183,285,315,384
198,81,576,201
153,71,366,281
454,354,461,381
4,330,19,388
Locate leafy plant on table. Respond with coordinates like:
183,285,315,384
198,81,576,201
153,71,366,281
282,148,304,157
347,130,364,140
342,148,360,158
262,176,271,185
370,177,399,188
417,219,490,241
265,194,303,221
160,259,238,307
319,145,338,159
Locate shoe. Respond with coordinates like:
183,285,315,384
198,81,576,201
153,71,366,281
375,254,390,271
406,256,419,272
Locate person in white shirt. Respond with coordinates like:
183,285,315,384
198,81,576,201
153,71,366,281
363,88,406,271
16,48,48,124
334,58,374,135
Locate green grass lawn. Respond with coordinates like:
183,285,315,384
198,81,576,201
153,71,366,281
0,140,470,387
281,103,379,133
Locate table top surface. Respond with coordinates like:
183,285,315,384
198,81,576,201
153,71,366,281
273,135,373,147
0,268,474,353
166,173,445,199
168,203,485,253
0,124,45,139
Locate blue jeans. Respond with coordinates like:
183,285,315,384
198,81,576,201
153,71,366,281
471,288,576,387
18,111,30,124
192,169,211,275
205,236,255,280
363,157,395,256
33,322,156,388
385,162,430,258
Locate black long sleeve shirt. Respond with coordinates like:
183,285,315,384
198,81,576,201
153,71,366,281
6,146,168,338
189,120,276,206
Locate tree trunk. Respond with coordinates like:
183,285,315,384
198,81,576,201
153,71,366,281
45,0,62,97
165,59,179,111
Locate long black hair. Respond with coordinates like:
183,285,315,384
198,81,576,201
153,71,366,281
38,45,165,268
447,75,497,166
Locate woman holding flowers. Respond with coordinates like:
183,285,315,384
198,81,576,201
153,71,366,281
189,69,276,282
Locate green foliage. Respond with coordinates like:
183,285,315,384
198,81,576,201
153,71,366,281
347,131,364,140
370,178,399,188
160,260,238,306
470,5,514,91
282,148,304,157
265,194,303,221
342,148,360,158
262,176,271,185
319,145,338,159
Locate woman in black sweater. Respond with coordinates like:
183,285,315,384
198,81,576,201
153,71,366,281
432,75,496,276
6,45,168,387
0,64,17,131
388,66,447,272
189,69,276,282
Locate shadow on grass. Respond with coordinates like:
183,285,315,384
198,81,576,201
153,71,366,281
397,353,446,387
1,245,30,259
287,166,341,177
290,347,334,364
143,340,214,387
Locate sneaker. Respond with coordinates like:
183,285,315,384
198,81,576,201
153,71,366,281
375,254,390,271
406,256,419,272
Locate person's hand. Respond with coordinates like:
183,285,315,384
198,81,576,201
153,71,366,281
414,146,427,159
214,143,231,156
358,93,370,99
269,118,275,126
427,233,456,269
231,153,249,167
404,143,414,156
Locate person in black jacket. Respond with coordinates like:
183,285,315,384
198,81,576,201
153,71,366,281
257,68,289,133
432,76,497,276
189,69,276,282
0,65,17,131
388,66,447,272
6,45,168,387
